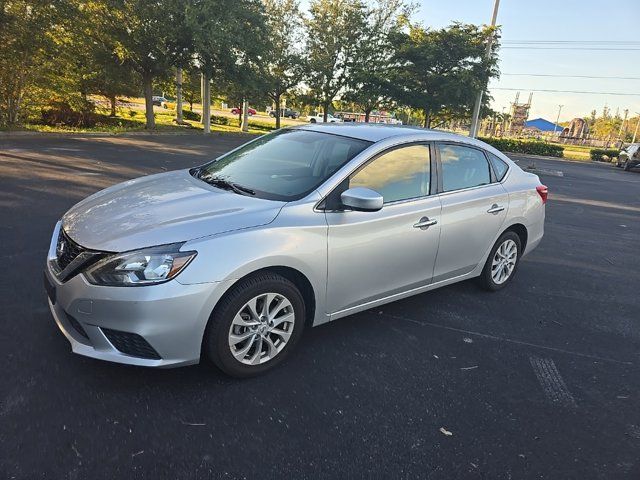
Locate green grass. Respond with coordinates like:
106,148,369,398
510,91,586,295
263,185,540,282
551,143,592,161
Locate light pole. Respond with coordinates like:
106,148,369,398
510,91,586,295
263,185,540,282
553,105,563,136
469,0,500,138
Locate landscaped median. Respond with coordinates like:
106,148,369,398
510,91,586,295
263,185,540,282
479,137,564,158
1,101,277,136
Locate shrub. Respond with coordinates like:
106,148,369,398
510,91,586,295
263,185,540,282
41,101,101,128
211,114,229,125
182,109,200,121
479,137,564,158
249,120,275,132
590,148,619,162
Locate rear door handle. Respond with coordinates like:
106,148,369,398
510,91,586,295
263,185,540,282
413,217,438,229
487,204,505,214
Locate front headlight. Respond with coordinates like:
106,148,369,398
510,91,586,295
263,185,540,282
85,243,197,286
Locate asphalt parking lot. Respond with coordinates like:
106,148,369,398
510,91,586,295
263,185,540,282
1,134,639,479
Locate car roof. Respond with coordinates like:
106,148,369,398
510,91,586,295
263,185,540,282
295,123,486,146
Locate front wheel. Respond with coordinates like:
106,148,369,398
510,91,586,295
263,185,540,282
203,273,305,377
624,160,632,171
478,231,522,291
309,118,316,123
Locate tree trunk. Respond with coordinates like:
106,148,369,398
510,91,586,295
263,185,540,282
109,95,117,117
364,108,372,123
200,73,205,125
189,100,193,111
241,99,249,132
323,101,329,122
202,73,211,134
274,93,281,129
423,109,431,129
176,67,183,124
143,75,155,129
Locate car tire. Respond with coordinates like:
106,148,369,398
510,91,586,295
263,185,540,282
478,231,522,291
203,272,306,378
624,161,631,171
310,118,316,123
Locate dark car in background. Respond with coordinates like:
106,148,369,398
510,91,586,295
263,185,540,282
152,96,169,108
269,108,299,119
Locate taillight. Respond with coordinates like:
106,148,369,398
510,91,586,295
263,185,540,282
536,185,548,204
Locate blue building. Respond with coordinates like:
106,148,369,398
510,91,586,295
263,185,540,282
525,118,563,133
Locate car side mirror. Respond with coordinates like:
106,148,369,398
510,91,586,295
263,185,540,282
340,187,383,212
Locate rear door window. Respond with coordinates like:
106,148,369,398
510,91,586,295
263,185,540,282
438,144,491,192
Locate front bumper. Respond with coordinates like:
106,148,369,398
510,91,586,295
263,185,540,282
44,223,230,367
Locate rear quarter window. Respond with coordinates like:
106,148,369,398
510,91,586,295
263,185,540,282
488,152,509,181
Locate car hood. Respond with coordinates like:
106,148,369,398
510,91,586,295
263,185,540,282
62,169,286,252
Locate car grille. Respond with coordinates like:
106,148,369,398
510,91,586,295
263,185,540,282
101,328,162,360
56,229,85,271
53,228,107,282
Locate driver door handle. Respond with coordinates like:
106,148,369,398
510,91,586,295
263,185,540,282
413,217,438,229
487,204,505,214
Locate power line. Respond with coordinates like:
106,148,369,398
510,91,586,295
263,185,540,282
501,73,640,80
491,87,640,96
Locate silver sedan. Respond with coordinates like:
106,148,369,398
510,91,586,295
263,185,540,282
44,124,547,377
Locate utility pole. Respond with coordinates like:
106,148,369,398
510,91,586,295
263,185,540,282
632,112,640,144
553,105,563,135
469,0,500,138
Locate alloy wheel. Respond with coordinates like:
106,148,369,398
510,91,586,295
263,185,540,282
491,239,518,285
227,293,295,365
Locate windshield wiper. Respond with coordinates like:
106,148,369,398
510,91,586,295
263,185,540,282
199,174,255,196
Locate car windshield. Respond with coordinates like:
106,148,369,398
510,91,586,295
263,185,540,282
193,129,371,201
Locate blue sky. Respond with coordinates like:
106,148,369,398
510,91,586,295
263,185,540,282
416,0,640,121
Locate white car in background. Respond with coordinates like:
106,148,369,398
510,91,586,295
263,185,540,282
308,113,343,123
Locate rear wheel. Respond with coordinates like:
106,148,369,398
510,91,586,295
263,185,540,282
203,273,305,377
478,231,522,291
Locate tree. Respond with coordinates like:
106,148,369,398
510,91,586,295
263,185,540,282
261,0,306,128
305,0,368,121
187,0,269,133
389,21,499,128
92,0,188,129
343,0,409,122
0,0,70,125
157,67,201,112
82,48,140,117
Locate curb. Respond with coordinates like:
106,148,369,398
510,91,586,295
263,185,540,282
506,152,614,167
0,130,258,139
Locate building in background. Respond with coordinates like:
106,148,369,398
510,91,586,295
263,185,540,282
524,118,563,135
560,118,589,139
508,92,533,135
